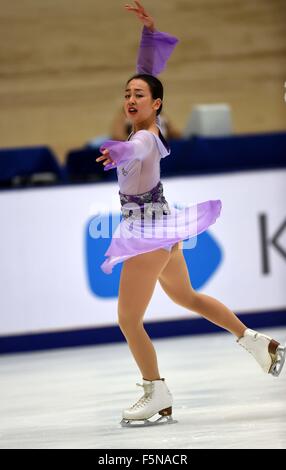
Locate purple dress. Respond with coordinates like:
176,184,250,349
99,26,222,274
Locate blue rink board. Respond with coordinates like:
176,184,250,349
0,309,285,355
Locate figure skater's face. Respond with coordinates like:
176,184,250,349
124,79,161,123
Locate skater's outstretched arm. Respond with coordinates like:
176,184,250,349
96,130,156,171
125,1,179,76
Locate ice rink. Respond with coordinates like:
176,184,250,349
0,326,285,449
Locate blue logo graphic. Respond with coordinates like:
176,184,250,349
85,213,223,298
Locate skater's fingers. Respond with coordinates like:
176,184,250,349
124,6,139,13
96,157,110,164
124,4,138,10
124,4,151,26
103,158,115,167
95,155,106,162
125,1,141,8
96,150,109,162
134,0,148,15
125,0,147,14
96,155,115,167
124,2,145,14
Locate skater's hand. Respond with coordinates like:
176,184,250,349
96,149,115,168
124,1,156,32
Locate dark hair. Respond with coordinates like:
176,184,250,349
125,73,163,116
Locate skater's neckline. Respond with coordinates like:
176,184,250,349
127,129,158,139
127,127,170,156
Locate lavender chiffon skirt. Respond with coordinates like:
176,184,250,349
100,199,222,274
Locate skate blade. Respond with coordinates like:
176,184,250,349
120,415,178,428
270,344,286,377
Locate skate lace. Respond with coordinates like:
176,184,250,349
129,383,152,410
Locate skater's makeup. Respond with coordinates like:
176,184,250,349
125,88,144,92
125,73,164,119
123,78,162,122
124,88,145,99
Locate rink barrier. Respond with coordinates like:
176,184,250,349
0,309,285,355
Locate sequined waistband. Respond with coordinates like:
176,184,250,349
119,180,171,220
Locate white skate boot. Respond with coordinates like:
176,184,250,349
237,328,286,377
120,378,177,427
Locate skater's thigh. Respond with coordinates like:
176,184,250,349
118,248,171,323
158,243,197,308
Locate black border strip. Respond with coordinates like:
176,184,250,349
0,309,285,355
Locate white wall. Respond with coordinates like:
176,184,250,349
0,169,285,336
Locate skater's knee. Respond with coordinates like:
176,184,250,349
188,292,209,314
118,311,142,335
173,291,199,311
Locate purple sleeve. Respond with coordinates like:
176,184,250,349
136,26,179,76
99,140,134,171
99,131,154,171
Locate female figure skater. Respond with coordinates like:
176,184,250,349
96,1,285,427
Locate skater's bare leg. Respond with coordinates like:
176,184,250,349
118,248,171,381
159,243,247,338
